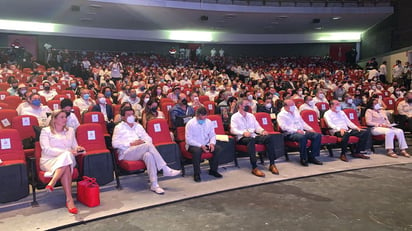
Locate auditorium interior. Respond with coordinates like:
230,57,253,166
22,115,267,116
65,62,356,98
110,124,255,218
0,0,412,230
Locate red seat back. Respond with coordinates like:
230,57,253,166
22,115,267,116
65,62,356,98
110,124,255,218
394,98,404,115
0,91,9,101
12,115,39,140
203,101,215,115
112,104,121,117
199,95,210,104
0,109,17,128
315,102,329,111
206,115,226,135
61,90,75,101
160,97,174,106
53,94,69,101
382,97,395,111
76,123,107,151
292,98,304,108
4,96,22,109
254,112,275,132
0,83,9,91
300,110,321,133
0,102,9,109
83,112,108,133
29,87,40,94
73,106,82,122
0,129,25,162
146,118,173,145
46,99,61,111
343,108,361,127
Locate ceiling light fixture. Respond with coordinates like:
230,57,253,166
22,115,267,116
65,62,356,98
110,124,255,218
332,16,342,20
316,32,361,41
0,19,55,33
168,30,213,42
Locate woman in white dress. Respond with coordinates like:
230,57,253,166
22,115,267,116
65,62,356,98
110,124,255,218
40,110,85,214
365,98,410,158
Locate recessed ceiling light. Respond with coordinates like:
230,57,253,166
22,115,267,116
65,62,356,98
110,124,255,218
332,16,342,20
314,27,323,30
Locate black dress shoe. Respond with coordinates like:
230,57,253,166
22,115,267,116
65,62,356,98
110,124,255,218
308,158,323,165
209,170,223,178
194,174,201,182
300,159,309,167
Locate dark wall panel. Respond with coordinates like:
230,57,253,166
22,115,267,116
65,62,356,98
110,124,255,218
361,0,412,60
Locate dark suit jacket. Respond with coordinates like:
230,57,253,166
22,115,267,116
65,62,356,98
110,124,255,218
91,104,114,121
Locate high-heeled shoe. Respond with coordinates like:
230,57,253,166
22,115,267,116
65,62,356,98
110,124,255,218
66,203,78,214
45,185,54,192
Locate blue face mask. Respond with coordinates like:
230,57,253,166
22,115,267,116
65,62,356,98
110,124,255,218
32,99,41,106
104,92,112,97
70,83,77,88
83,94,90,100
197,119,206,125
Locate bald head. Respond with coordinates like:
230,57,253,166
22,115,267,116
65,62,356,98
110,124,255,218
283,99,296,113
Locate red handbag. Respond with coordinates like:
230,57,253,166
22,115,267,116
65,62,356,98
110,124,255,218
77,176,100,207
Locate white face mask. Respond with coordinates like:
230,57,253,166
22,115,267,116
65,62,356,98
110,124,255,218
126,115,135,124
265,103,272,108
98,97,106,104
335,106,341,112
347,99,353,104
289,105,296,112
144,98,150,103
247,95,253,100
374,104,382,110
298,91,303,95
308,100,314,106
194,96,199,101
319,94,324,99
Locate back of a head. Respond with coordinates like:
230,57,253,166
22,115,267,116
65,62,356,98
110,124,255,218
196,107,207,116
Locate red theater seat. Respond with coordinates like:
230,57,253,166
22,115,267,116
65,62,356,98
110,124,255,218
0,129,29,203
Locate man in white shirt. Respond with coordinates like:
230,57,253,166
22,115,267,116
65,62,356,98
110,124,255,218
312,90,328,104
38,81,57,102
324,100,371,161
299,95,320,118
230,99,281,177
20,93,51,127
205,85,219,101
186,107,222,182
277,99,322,166
112,107,180,194
73,88,95,114
379,61,387,83
392,60,404,84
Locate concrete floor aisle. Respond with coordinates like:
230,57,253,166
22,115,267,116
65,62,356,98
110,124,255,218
61,163,412,231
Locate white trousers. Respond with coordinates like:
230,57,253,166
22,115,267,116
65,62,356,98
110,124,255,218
370,127,408,150
123,143,166,184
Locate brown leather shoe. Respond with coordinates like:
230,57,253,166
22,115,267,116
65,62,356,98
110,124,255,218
352,153,370,159
340,154,348,162
268,164,279,175
251,168,265,177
